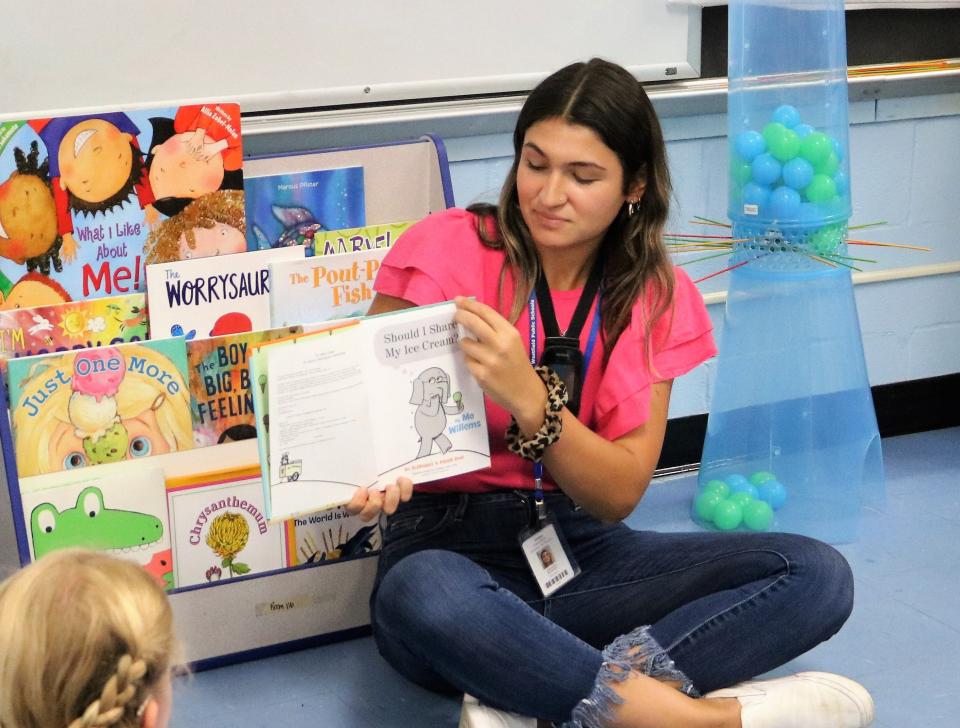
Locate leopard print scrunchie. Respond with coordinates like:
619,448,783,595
505,365,568,462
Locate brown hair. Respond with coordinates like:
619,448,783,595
469,58,675,363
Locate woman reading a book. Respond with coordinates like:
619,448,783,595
352,59,873,728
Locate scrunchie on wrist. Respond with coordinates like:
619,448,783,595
505,365,568,462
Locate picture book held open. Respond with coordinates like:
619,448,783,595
251,302,490,521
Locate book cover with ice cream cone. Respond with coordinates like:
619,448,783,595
7,338,193,477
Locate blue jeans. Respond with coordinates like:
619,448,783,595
371,490,854,725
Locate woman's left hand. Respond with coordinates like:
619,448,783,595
454,297,545,424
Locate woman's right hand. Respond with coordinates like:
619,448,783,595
346,477,414,522
454,296,548,435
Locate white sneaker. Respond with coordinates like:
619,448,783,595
704,671,875,728
458,693,537,728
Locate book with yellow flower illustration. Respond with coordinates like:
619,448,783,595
166,470,286,587
0,292,148,368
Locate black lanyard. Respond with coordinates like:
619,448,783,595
534,254,604,346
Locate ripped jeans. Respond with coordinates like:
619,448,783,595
370,490,854,726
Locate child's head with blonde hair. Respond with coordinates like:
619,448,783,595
0,549,179,728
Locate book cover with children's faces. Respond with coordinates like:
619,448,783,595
245,168,366,252
0,292,147,366
187,326,300,448
21,467,173,590
167,474,286,588
0,104,244,308
7,337,194,477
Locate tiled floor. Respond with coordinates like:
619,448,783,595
172,427,960,727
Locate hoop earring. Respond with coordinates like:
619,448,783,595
627,201,638,217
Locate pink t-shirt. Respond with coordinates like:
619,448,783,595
374,208,717,493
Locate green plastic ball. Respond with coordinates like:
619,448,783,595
743,500,775,531
749,471,776,485
702,479,731,498
712,500,743,531
814,151,839,176
799,132,833,167
810,224,844,254
729,492,754,509
694,491,724,521
767,127,801,162
731,157,753,186
805,174,837,203
762,122,788,149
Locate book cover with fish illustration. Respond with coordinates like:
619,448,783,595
167,470,286,588
7,337,193,477
20,467,174,589
187,325,300,447
145,246,305,342
0,292,147,366
268,222,411,326
244,167,365,251
0,103,244,308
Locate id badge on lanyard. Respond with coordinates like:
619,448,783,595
518,291,600,597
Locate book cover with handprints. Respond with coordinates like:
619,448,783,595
7,337,193,477
0,104,244,308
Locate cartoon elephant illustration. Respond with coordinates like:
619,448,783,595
410,366,463,458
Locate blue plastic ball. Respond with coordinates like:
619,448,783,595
724,474,750,490
833,169,849,196
793,123,815,139
734,130,766,161
757,479,788,510
772,104,801,128
751,153,782,186
782,158,815,190
798,202,822,222
730,481,760,499
769,186,802,219
742,182,771,208
832,137,844,161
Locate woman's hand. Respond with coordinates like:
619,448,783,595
453,297,547,434
346,477,414,522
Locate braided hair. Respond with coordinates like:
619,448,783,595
0,550,178,728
